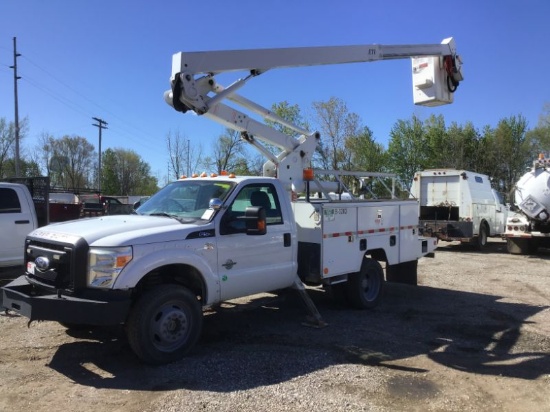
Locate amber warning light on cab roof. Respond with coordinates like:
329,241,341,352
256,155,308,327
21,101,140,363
179,171,236,180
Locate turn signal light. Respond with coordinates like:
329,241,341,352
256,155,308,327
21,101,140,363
303,168,314,181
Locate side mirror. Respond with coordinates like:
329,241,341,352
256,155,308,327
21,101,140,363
209,198,223,210
243,206,267,235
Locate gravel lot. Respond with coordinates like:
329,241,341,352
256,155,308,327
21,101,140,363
1,238,549,411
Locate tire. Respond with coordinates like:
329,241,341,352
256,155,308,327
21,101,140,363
476,222,488,251
507,238,537,255
345,258,384,310
126,285,202,365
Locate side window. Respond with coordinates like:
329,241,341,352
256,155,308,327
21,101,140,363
0,188,22,214
220,183,283,235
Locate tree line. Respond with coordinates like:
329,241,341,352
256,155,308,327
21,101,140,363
168,99,550,199
1,100,549,198
0,120,158,195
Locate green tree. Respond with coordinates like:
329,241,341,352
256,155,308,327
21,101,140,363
423,114,449,168
493,115,530,193
526,102,550,155
473,116,530,194
345,126,386,172
42,135,94,191
443,121,481,170
386,115,428,189
265,101,308,140
101,148,158,195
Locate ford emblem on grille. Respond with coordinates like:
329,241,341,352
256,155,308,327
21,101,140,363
35,256,50,271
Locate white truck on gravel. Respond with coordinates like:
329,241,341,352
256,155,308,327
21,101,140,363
2,38,462,364
0,179,81,280
0,182,39,273
505,154,550,254
410,169,508,249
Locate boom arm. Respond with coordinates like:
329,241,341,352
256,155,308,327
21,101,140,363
165,38,463,190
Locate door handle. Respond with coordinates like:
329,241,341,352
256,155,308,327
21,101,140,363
15,220,30,224
284,233,291,247
222,259,237,270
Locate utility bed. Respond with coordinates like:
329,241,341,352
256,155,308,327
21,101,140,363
293,198,434,284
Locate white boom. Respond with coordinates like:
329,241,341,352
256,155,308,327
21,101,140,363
165,38,463,191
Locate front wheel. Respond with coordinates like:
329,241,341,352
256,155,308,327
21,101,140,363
345,258,384,309
126,285,202,365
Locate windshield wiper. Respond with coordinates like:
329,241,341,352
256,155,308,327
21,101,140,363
149,212,180,219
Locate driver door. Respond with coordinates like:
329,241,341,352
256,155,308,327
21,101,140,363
216,183,295,301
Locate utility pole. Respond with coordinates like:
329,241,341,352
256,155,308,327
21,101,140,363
10,37,21,177
92,117,108,194
187,139,190,176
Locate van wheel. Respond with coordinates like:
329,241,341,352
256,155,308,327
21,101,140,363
126,285,202,365
476,222,489,250
345,258,384,309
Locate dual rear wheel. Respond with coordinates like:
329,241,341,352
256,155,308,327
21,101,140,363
344,258,384,309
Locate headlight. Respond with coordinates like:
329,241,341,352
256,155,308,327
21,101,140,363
88,246,133,288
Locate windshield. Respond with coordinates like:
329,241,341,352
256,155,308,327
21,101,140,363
136,180,234,221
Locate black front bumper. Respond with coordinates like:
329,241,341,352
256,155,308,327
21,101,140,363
2,276,131,325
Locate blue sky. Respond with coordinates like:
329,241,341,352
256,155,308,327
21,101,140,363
1,0,549,185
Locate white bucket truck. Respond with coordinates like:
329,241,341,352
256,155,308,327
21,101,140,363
3,38,462,364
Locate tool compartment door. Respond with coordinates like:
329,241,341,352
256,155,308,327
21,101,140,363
357,202,400,264
321,205,358,277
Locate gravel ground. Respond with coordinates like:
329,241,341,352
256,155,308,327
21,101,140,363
1,238,549,411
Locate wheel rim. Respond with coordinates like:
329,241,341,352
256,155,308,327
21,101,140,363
150,302,190,352
361,270,381,302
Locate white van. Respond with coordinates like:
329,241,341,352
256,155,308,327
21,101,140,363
410,169,508,249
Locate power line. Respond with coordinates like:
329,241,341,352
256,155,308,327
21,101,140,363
20,54,159,148
10,49,174,167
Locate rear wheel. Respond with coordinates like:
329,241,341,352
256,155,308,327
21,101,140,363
126,284,202,365
476,222,489,250
345,258,384,309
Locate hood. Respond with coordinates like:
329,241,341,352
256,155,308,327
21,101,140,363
29,215,208,247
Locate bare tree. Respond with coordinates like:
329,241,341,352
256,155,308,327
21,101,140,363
0,118,15,178
0,117,28,178
311,97,361,170
210,128,245,173
166,130,203,179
